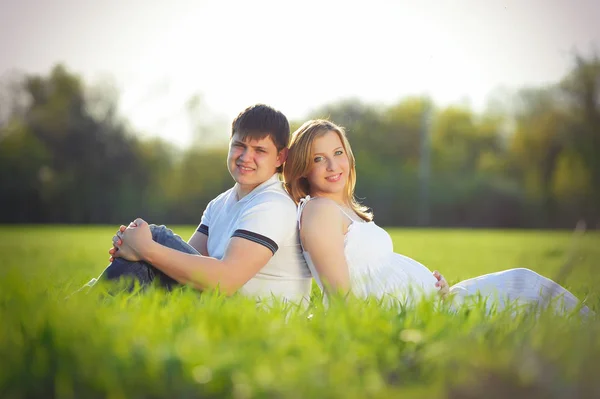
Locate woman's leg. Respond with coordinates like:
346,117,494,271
448,268,591,316
94,224,200,291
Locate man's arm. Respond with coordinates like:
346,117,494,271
115,218,274,295
188,231,209,257
188,198,214,257
144,234,272,295
114,191,294,295
110,224,210,262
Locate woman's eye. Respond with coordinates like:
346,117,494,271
335,150,343,156
313,156,323,163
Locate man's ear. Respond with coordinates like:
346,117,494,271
277,148,289,166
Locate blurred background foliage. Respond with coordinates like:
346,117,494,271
1,51,599,228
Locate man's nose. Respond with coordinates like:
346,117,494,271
239,148,251,161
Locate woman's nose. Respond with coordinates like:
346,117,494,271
326,158,335,171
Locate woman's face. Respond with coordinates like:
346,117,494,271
305,130,350,201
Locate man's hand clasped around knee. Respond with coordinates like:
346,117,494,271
109,219,151,262
108,224,127,262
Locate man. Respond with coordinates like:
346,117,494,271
97,104,312,303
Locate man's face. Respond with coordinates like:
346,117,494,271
227,132,286,197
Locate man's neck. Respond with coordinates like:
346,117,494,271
235,185,253,201
235,174,278,201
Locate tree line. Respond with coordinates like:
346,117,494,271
1,52,599,228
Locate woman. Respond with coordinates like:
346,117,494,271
283,119,591,315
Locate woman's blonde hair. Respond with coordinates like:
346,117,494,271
283,119,373,222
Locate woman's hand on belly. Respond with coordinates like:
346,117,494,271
433,270,449,299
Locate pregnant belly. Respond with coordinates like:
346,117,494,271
350,252,438,299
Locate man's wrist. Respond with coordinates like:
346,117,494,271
142,240,161,264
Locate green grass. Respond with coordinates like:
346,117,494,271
1,226,599,398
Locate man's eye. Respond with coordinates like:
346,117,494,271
257,149,266,153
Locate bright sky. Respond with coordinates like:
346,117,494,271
1,0,598,147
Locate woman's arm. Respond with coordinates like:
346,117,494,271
300,199,351,296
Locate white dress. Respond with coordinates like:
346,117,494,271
298,196,591,315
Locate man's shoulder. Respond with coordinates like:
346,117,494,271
251,182,296,209
238,184,297,222
209,186,235,206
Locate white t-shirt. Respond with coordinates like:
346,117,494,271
197,174,312,303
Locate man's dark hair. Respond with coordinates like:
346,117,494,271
231,104,290,152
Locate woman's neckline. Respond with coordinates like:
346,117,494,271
306,194,366,224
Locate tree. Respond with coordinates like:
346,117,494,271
0,65,149,223
559,50,600,224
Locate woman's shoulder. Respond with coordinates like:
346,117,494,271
299,196,345,233
302,196,343,217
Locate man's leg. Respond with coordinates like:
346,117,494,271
96,224,201,291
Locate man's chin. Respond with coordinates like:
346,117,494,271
233,173,256,185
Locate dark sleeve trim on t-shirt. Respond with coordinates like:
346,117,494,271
197,224,209,236
232,229,278,255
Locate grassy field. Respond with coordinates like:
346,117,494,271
1,226,599,398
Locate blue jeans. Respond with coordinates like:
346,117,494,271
97,224,200,291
